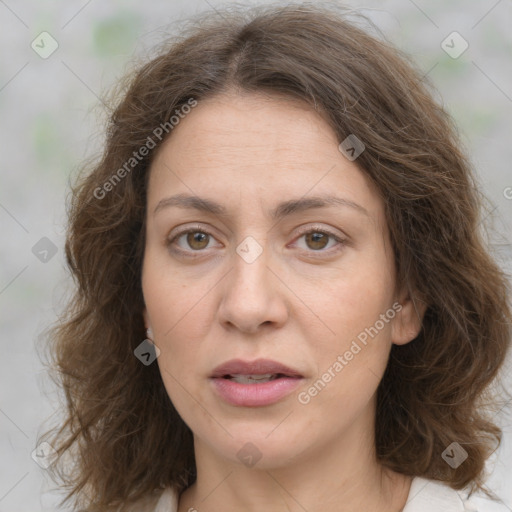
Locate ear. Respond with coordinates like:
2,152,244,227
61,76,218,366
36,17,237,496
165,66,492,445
391,285,427,346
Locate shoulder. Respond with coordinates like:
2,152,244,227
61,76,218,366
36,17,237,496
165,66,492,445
403,476,480,512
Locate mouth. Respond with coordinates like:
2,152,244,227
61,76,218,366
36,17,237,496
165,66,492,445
221,373,289,384
210,358,304,379
209,359,304,407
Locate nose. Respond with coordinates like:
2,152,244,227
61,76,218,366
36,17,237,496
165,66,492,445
217,242,289,334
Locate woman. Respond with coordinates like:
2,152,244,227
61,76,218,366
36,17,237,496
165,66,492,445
40,4,511,511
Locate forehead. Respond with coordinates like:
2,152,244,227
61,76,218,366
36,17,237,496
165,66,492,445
148,92,384,226
155,92,337,166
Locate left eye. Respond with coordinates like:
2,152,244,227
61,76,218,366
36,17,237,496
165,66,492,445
294,230,343,252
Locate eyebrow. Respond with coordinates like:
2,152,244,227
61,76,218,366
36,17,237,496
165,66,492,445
153,193,369,220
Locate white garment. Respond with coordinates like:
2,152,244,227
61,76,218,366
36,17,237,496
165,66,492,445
144,475,480,511
402,477,479,511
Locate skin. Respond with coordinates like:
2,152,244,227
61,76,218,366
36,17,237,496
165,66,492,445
141,91,426,512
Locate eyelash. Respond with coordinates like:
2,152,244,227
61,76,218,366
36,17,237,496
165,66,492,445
166,225,347,258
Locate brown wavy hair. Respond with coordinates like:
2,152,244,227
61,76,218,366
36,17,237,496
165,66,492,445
39,3,512,510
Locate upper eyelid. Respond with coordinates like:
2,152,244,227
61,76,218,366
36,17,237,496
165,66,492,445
168,223,344,241
169,224,221,242
293,223,346,239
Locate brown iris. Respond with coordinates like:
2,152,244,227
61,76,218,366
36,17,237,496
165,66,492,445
187,231,210,250
305,232,329,250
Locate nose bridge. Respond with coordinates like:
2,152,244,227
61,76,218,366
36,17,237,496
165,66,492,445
225,199,271,286
230,234,271,300
218,234,287,332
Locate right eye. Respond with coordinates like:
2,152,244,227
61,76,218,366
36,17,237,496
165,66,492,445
167,228,222,255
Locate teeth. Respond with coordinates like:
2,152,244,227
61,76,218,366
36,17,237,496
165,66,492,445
229,373,280,384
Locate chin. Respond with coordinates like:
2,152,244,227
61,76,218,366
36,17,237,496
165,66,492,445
204,428,310,471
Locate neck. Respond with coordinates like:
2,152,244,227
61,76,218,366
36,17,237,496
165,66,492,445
177,405,412,512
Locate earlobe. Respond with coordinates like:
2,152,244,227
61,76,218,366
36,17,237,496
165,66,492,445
391,289,428,346
142,309,154,341
142,308,154,341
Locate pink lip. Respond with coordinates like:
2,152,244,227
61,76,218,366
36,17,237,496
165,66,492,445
210,358,303,378
209,358,304,407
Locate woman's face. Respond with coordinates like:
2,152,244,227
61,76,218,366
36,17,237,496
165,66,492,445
142,92,422,469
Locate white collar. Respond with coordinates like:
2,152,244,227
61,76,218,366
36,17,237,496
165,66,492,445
153,476,478,512
402,476,478,511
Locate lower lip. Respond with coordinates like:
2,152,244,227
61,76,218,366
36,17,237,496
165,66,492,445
210,376,303,407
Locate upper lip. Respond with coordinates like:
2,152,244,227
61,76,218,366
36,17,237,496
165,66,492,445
210,358,303,378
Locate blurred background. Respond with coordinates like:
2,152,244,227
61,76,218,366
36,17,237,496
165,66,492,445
0,0,511,510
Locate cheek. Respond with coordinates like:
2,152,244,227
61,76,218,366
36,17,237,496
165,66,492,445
314,257,394,341
298,275,394,429
142,263,216,381
304,251,396,390
143,253,215,336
